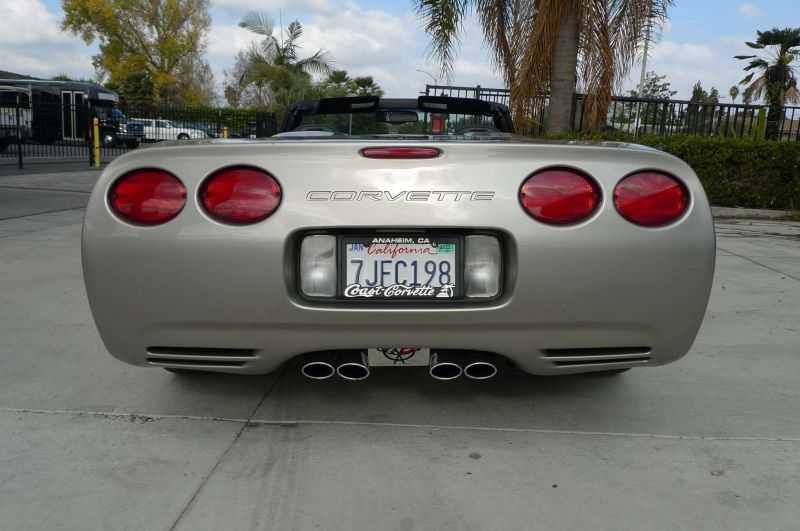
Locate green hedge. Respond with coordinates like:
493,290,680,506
552,133,800,210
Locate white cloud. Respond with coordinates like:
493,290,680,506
206,24,262,63
0,0,499,97
0,0,95,79
0,0,68,45
737,3,764,17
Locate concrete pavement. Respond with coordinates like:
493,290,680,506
1,171,799,530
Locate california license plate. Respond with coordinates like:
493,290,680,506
342,235,460,299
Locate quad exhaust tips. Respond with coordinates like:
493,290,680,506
302,350,497,382
430,350,499,381
300,351,370,381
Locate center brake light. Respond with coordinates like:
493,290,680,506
519,168,601,225
199,166,282,224
360,147,441,159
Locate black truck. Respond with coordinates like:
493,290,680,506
0,75,143,148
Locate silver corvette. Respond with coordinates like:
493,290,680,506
82,96,716,381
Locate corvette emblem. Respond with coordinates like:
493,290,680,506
306,190,494,202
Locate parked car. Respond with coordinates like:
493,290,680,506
83,96,715,382
131,118,207,142
0,85,32,152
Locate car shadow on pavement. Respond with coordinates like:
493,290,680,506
184,359,643,430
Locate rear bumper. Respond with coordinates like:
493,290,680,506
83,225,714,376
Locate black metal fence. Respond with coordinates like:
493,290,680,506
425,84,800,141
0,99,277,169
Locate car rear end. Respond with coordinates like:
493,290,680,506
82,138,715,377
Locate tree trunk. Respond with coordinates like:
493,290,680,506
545,1,579,134
765,98,783,141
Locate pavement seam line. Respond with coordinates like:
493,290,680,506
0,206,85,222
3,406,800,444
166,367,287,531
0,185,91,195
718,246,800,282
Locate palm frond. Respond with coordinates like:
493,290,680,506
743,59,770,71
577,0,672,129
415,0,471,80
474,0,517,88
511,0,569,125
579,0,613,129
743,76,768,102
295,50,332,75
239,11,275,37
785,83,799,104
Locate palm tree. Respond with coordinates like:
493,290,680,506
735,27,800,139
415,0,671,133
729,85,739,103
239,12,331,77
236,12,332,111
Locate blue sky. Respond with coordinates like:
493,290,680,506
3,0,798,100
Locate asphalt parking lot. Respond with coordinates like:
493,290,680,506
1,169,799,531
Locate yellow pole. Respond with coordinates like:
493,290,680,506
222,126,229,139
92,117,101,168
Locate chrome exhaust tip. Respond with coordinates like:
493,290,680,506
463,355,498,380
300,353,336,380
336,350,370,381
429,351,463,381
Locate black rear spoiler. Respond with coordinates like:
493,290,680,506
282,96,513,133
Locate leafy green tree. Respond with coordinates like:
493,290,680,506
317,71,384,98
685,81,720,135
61,0,213,105
735,27,800,139
117,72,156,107
630,71,678,100
318,70,353,97
351,76,384,97
615,71,677,129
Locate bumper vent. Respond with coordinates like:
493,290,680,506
542,347,651,368
146,347,257,369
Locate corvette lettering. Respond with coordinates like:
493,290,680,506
306,190,495,202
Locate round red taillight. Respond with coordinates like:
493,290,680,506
199,166,282,224
519,168,601,225
614,171,689,227
109,169,186,225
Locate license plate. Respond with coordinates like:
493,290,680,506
342,235,459,299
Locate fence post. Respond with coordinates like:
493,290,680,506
15,95,23,170
93,117,101,168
